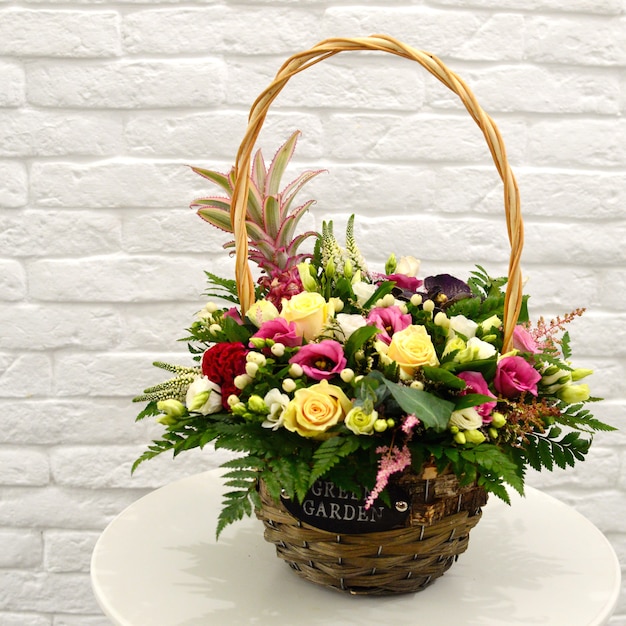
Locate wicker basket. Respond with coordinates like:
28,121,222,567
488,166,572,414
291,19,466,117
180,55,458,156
256,469,488,595
229,34,524,595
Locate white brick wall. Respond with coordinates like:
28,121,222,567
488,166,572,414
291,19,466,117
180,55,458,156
1,1,624,623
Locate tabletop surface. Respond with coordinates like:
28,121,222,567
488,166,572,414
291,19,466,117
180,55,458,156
91,470,621,626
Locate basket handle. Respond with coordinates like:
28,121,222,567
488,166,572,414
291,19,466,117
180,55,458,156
231,34,524,353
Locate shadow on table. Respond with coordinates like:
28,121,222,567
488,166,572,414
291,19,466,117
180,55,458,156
161,514,569,626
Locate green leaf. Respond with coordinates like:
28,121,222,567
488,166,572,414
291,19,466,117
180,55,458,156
422,366,466,390
343,324,380,365
381,379,454,432
362,281,396,310
454,393,497,411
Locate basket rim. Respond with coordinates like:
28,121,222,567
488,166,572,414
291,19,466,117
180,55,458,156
229,34,524,352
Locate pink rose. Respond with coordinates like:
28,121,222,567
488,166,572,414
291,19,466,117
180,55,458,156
251,317,303,348
367,306,412,345
457,371,497,422
513,325,540,354
494,355,542,398
289,340,347,380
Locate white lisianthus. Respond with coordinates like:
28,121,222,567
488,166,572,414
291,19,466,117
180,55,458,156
395,255,420,277
352,281,377,306
480,314,502,332
335,313,368,340
449,407,483,431
262,388,290,430
449,315,478,339
246,300,280,328
443,336,466,358
185,376,222,415
454,337,497,363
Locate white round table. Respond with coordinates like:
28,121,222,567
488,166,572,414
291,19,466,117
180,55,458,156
91,470,621,626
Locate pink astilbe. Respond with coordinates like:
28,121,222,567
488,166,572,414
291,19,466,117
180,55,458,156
365,414,421,510
365,444,412,510
530,308,585,352
401,413,420,435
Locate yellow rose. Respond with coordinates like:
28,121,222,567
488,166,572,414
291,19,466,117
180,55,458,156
387,324,439,376
282,380,352,438
280,291,333,341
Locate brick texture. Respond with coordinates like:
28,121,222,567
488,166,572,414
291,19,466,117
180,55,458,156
1,2,625,624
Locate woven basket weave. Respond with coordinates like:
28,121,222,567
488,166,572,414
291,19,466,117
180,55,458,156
229,34,524,595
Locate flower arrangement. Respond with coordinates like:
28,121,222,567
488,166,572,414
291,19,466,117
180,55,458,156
133,131,613,537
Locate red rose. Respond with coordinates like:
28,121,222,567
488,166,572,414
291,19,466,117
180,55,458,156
201,342,248,409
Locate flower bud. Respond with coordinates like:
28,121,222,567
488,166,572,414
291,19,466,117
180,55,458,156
282,378,296,393
410,294,423,307
422,299,435,313
330,297,344,313
248,394,268,414
382,293,395,308
209,324,222,335
488,427,499,440
386,418,395,428
245,362,259,378
227,394,240,408
491,412,506,428
205,301,219,314
249,337,267,350
325,258,336,279
270,342,286,357
385,253,397,275
297,262,319,292
343,258,353,280
156,399,186,418
374,419,388,432
157,415,177,426
571,368,593,381
453,431,467,445
289,363,304,378
464,429,486,445
557,383,590,404
231,402,247,416
246,351,266,365
434,311,449,328
234,374,252,390
410,380,424,391
340,368,355,383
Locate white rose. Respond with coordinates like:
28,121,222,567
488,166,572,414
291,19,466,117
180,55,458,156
335,313,367,340
449,315,478,339
395,255,421,277
186,376,222,415
352,281,377,306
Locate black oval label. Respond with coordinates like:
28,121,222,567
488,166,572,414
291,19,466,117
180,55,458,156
281,479,410,534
